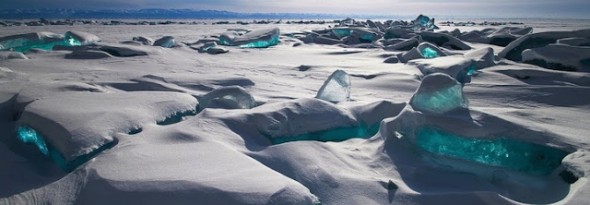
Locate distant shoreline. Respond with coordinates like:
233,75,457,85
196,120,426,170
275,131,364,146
1,9,589,20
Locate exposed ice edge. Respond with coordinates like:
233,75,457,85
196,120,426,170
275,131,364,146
16,92,199,170
1,16,589,205
1,16,588,72
4,76,581,204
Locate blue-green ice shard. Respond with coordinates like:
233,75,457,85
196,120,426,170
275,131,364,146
239,34,279,48
17,125,49,155
332,28,352,38
411,83,465,114
466,64,477,76
0,33,81,53
421,47,439,59
415,126,568,176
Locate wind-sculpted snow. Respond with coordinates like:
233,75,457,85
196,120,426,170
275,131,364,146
499,29,590,62
418,31,471,50
0,51,28,60
198,86,256,111
522,44,590,72
459,27,532,46
76,141,320,205
463,47,495,70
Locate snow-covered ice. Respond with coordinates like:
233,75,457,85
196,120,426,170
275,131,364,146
1,16,590,205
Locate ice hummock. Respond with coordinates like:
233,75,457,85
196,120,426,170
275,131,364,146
0,31,100,53
331,27,379,43
219,28,280,48
153,36,176,48
398,42,447,63
413,14,437,31
0,32,77,52
410,73,467,114
315,69,351,103
522,44,590,72
17,92,198,171
498,29,590,61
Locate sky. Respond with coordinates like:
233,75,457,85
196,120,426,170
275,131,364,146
1,0,589,19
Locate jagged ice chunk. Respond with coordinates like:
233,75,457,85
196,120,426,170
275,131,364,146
315,69,351,103
410,73,467,114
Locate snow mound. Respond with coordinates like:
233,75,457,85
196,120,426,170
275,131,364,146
384,37,419,51
0,51,28,60
409,56,475,84
213,98,357,139
459,27,532,46
463,47,495,70
16,92,198,170
557,37,590,47
419,31,472,50
499,29,590,61
522,44,590,72
65,50,113,59
77,141,320,205
132,36,154,45
206,98,403,144
97,44,150,57
153,36,176,48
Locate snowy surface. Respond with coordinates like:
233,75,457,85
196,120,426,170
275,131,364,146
1,19,590,205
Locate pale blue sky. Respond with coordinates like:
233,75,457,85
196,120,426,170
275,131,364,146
1,0,589,18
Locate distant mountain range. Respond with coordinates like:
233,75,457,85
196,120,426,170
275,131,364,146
0,9,398,19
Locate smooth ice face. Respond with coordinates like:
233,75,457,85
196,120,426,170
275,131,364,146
416,15,430,26
0,32,81,52
315,69,351,103
413,14,436,31
239,34,279,48
410,73,466,114
332,28,352,38
421,47,439,59
271,124,379,144
415,126,569,176
466,64,477,76
17,125,49,155
154,36,175,48
222,28,281,48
